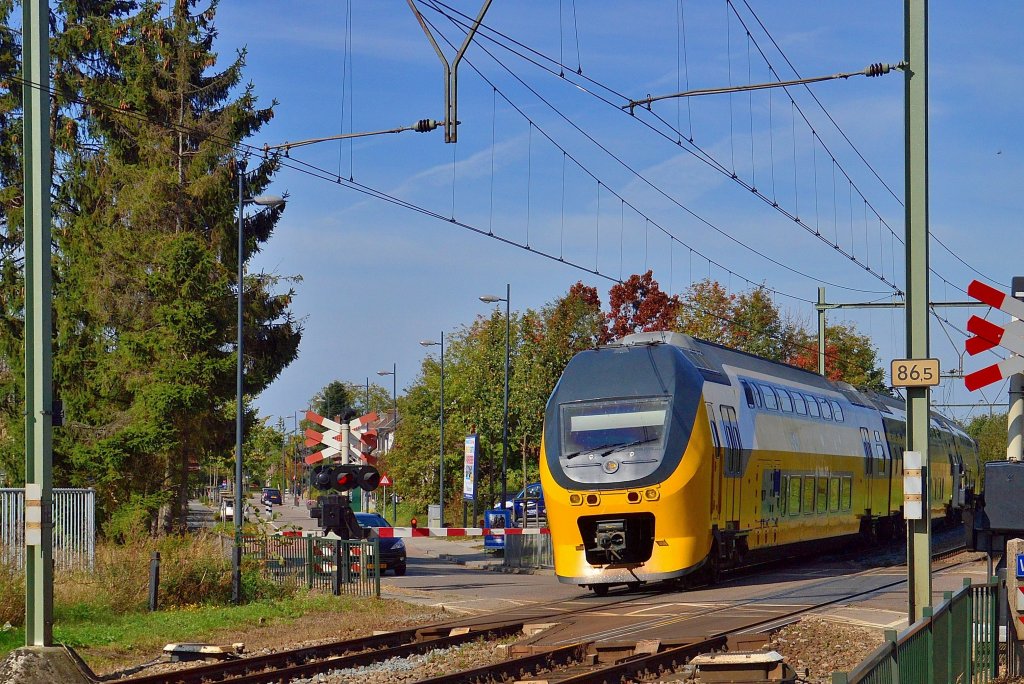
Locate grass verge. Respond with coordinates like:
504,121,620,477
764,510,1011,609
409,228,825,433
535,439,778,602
0,592,441,674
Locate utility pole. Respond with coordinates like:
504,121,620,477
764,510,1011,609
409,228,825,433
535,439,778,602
23,0,53,648
905,0,931,623
1007,277,1024,463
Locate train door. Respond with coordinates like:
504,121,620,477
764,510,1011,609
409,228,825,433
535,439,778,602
719,405,743,528
859,428,874,515
706,403,725,524
761,464,781,546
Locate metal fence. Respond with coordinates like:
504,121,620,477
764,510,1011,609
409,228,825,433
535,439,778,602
832,577,999,684
0,488,95,570
505,534,553,569
241,534,380,597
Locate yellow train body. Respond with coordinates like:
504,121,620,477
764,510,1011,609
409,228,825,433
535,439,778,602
541,332,978,591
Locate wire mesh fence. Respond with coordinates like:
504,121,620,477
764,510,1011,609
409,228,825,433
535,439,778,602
241,534,380,597
0,488,95,570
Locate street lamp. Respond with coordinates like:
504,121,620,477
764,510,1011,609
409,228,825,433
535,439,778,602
419,335,444,525
376,363,398,424
480,284,510,514
233,157,286,605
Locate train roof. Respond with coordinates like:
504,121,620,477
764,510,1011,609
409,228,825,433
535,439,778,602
611,331,969,433
613,330,857,395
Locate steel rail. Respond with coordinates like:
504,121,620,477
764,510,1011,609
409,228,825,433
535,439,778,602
116,622,523,684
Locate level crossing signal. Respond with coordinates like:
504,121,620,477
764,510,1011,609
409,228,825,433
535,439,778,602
311,464,381,493
965,279,1024,391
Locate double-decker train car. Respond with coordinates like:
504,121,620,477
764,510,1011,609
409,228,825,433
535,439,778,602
540,331,979,594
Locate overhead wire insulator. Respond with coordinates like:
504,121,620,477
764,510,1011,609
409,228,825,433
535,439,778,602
413,119,439,133
864,62,893,77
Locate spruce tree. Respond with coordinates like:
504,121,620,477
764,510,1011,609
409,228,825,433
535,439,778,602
53,0,301,531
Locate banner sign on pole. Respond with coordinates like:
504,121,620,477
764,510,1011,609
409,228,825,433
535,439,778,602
463,435,478,501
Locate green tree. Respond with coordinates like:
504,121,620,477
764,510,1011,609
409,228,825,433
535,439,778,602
50,1,301,531
676,279,734,345
310,381,355,422
0,0,23,483
965,412,1009,467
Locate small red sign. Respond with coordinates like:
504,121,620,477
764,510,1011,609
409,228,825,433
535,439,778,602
379,474,393,487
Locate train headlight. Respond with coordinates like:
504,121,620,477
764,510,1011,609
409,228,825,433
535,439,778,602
569,493,583,505
603,460,619,474
644,488,659,501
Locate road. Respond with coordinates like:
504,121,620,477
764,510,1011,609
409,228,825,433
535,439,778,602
229,493,581,614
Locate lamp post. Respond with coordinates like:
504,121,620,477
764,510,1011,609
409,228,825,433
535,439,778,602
232,158,285,605
419,336,444,525
376,363,397,423
480,284,510,513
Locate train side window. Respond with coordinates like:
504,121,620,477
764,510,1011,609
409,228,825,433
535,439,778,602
830,401,844,422
719,406,739,474
874,443,886,475
760,384,779,410
860,428,874,474
874,430,882,442
793,394,807,415
708,414,721,454
816,477,828,513
778,389,794,412
742,381,757,408
780,476,788,516
802,477,815,515
819,399,833,421
720,406,743,474
841,477,852,510
829,477,840,511
804,395,820,418
788,477,802,515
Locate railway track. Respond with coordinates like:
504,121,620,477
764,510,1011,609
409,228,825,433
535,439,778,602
114,541,976,684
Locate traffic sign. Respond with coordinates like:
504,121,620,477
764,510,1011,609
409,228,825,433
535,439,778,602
1017,553,1024,579
379,474,393,487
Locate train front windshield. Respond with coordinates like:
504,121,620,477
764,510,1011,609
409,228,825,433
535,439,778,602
560,397,669,461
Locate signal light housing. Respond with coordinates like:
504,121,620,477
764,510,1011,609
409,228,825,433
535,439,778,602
311,464,381,493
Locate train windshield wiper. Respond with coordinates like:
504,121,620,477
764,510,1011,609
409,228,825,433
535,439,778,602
598,437,658,457
565,437,659,460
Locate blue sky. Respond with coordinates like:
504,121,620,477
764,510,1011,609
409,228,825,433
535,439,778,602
210,2,1023,427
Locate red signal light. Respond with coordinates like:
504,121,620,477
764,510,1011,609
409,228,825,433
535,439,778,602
335,472,355,490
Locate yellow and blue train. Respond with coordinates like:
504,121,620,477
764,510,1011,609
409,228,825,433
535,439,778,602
540,331,979,594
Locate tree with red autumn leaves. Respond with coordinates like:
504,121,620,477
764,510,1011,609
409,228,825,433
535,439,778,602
605,270,681,340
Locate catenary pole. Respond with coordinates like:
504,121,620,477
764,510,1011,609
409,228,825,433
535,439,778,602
905,0,931,622
23,0,53,648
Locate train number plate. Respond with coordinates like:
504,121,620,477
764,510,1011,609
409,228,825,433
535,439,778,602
890,358,940,387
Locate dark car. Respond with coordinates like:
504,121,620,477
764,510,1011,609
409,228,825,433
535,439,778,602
355,512,407,576
496,482,546,526
261,487,282,505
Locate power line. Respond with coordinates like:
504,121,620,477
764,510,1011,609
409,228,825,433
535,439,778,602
11,72,886,381
420,2,889,300
420,0,902,296
735,0,1005,290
